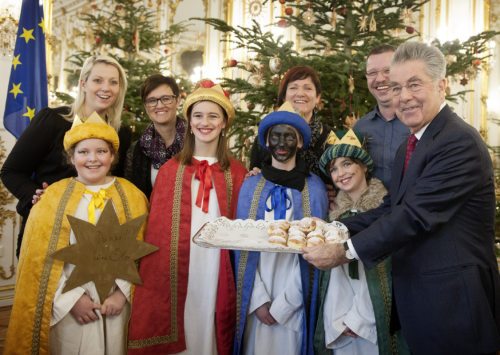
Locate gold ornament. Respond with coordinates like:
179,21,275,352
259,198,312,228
369,13,377,32
348,75,355,94
358,15,368,31
269,57,282,74
118,37,125,48
400,7,413,26
330,11,337,30
303,8,315,26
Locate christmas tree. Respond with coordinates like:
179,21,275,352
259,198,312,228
62,0,187,135
199,0,498,159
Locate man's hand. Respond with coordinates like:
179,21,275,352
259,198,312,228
70,293,100,324
302,243,349,270
254,302,277,326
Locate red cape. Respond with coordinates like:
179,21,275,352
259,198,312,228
128,157,247,355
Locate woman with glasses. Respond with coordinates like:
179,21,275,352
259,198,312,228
124,74,185,197
0,55,131,258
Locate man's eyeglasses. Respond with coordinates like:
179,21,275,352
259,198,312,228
390,80,429,96
365,67,390,78
145,95,177,108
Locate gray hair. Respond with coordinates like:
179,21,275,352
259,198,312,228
392,41,446,81
64,55,127,130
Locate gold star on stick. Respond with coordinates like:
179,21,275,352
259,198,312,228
51,202,158,303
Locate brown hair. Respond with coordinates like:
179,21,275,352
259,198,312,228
66,140,118,167
140,74,180,103
177,101,231,170
277,66,322,106
367,44,396,58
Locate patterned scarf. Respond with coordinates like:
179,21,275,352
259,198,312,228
139,118,186,169
300,111,324,177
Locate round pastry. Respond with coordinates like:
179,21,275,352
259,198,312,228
306,229,325,247
267,220,291,234
268,228,288,246
324,228,344,244
306,236,325,247
288,234,306,249
288,227,306,238
312,217,326,231
298,217,316,233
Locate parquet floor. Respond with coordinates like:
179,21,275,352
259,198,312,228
0,306,11,355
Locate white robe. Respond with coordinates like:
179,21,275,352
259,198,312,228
177,157,221,355
50,179,131,355
323,260,379,355
243,188,304,355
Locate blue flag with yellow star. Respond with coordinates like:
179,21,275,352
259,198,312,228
4,0,48,138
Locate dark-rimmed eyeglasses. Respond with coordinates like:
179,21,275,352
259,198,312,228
145,95,177,108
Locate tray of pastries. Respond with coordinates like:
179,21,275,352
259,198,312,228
193,216,349,253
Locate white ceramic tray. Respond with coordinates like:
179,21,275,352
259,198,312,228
193,217,349,254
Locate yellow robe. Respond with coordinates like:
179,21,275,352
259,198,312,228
5,177,148,355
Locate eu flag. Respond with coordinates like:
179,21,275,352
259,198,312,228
3,0,48,138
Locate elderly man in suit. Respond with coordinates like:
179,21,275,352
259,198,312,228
303,41,500,355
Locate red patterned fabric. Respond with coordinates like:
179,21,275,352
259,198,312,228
403,134,418,174
128,157,247,355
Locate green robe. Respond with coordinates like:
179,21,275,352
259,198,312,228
314,178,410,355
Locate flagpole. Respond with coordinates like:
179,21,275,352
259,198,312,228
43,0,52,94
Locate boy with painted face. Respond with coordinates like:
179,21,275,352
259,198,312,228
233,102,328,355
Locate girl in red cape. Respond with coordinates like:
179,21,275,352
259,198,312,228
128,82,247,355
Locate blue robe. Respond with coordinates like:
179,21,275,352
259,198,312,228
233,173,328,355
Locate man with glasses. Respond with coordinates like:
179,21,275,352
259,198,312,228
354,44,409,188
304,41,500,354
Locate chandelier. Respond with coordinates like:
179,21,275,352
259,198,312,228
0,8,18,57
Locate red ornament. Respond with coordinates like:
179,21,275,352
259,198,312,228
247,102,255,110
405,26,415,34
277,19,288,28
285,7,293,16
460,77,468,86
163,47,170,55
227,59,238,67
336,6,347,16
279,0,286,4
472,59,481,67
95,36,101,45
197,79,216,89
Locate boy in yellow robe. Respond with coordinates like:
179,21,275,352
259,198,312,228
5,113,148,355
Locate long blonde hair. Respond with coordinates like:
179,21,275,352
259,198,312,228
64,55,127,130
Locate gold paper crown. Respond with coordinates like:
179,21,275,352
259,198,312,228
182,84,235,125
338,129,362,147
278,101,297,114
63,112,120,152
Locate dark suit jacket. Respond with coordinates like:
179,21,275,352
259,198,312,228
342,105,500,354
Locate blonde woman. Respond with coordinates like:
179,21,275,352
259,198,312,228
1,55,131,257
